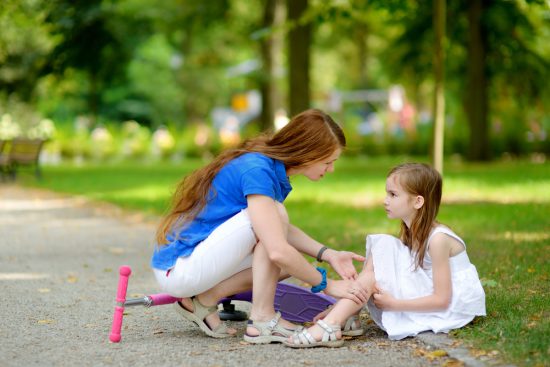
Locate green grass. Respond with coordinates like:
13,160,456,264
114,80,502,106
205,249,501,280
20,156,550,366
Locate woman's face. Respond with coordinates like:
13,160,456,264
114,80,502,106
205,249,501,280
293,148,342,181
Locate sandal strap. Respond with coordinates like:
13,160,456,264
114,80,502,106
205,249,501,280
344,315,358,331
211,321,229,334
317,320,340,342
267,311,282,330
247,311,295,337
290,320,340,345
297,330,315,345
191,296,218,321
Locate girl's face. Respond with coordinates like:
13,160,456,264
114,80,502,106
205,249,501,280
384,173,419,226
290,148,342,181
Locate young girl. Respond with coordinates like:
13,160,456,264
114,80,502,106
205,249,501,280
286,163,486,347
151,109,369,343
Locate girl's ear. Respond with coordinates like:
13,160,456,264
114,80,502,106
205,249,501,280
413,195,425,209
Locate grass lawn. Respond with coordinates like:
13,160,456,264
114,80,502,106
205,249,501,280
18,155,550,366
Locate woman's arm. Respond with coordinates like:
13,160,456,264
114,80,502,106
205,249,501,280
287,224,365,280
373,233,453,312
247,194,369,303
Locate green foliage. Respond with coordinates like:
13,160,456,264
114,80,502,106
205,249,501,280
0,0,55,100
0,0,548,159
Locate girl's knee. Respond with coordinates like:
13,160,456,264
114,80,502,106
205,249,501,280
357,270,376,290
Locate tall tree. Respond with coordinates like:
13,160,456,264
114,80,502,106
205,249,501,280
465,0,490,160
381,0,548,160
258,0,285,131
287,0,311,116
432,0,446,173
45,0,132,121
0,0,55,101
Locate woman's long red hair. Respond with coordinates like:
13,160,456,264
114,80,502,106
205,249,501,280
155,109,346,245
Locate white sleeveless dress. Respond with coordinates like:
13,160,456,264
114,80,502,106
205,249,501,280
365,225,486,340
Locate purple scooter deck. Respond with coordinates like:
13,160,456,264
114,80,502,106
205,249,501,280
220,282,335,323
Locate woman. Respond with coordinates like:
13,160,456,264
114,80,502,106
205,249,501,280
151,109,369,343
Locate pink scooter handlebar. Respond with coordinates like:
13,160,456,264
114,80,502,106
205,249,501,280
109,266,131,343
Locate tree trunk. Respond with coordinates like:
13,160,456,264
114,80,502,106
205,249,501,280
465,0,490,161
287,0,311,116
88,72,99,124
259,0,285,132
432,0,446,174
355,23,370,89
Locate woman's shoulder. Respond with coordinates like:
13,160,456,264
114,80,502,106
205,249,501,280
232,152,275,169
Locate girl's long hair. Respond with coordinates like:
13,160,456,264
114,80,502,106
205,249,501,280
155,109,346,245
389,163,442,269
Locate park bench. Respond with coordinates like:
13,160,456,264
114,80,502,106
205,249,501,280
0,138,46,180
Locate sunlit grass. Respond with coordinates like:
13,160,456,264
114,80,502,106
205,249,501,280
18,155,550,366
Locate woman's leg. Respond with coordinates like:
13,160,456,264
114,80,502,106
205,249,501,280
155,210,258,332
246,203,297,336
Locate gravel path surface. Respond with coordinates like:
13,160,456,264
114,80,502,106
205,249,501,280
0,184,487,367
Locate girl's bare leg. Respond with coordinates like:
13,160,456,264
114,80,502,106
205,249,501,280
293,268,376,341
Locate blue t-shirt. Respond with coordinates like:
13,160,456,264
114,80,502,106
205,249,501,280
151,152,292,270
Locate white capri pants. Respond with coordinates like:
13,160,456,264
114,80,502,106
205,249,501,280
153,209,257,298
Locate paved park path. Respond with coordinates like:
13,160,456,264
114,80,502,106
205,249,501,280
0,184,489,367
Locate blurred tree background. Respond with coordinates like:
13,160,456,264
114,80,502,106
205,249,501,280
0,0,548,163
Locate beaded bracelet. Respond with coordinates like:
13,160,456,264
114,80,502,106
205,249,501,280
316,246,328,262
311,267,327,293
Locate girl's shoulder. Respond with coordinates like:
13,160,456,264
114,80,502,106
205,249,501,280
428,225,466,254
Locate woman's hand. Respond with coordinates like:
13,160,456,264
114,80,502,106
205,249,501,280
372,288,397,310
325,279,370,305
325,250,365,280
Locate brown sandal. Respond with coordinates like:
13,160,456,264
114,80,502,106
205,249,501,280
174,297,235,338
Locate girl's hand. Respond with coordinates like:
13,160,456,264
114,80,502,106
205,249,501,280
326,250,365,280
325,279,370,305
372,289,397,310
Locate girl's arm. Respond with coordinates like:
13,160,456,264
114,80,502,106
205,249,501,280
373,233,453,312
247,194,369,303
287,224,365,280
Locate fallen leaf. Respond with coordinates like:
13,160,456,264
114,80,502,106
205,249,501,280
443,359,465,367
470,348,488,357
37,319,55,324
108,247,125,255
37,288,51,293
67,275,78,283
427,349,448,360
